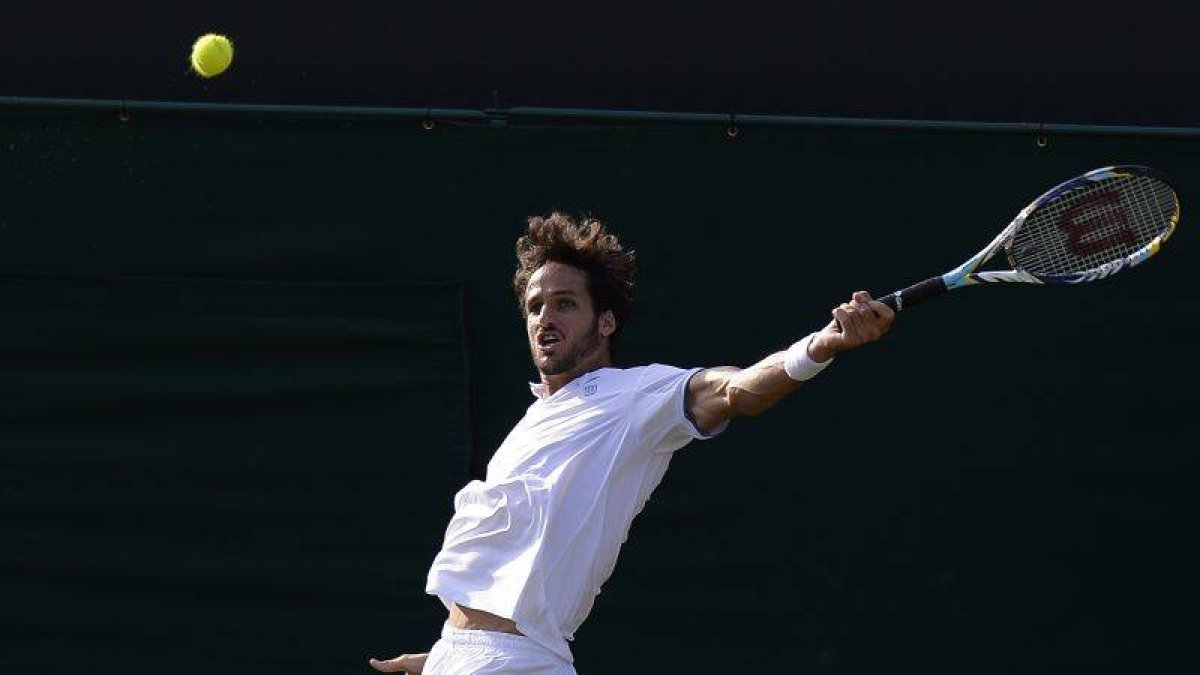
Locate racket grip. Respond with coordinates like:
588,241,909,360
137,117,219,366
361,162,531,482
878,276,947,312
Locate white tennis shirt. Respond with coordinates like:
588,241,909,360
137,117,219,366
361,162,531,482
425,364,723,662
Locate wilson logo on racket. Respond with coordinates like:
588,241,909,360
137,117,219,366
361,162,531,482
1057,189,1138,258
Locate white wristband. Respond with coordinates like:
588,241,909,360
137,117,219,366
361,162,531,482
783,333,833,381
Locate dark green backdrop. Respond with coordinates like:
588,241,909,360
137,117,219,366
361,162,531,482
2,103,1196,674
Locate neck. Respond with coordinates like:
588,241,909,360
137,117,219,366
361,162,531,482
541,350,612,396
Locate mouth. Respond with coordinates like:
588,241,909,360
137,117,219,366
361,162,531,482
536,331,563,355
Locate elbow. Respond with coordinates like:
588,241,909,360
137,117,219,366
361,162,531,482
726,385,769,418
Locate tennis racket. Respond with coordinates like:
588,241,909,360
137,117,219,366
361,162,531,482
876,165,1181,312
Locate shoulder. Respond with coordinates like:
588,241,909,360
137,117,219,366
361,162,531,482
602,364,699,394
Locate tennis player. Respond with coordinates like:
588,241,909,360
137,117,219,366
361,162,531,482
369,213,894,674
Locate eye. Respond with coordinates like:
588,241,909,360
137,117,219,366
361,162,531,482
558,299,575,310
527,300,542,315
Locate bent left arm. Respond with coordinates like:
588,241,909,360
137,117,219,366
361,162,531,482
686,291,894,435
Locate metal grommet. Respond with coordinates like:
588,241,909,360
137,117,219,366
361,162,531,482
724,113,740,140
1035,134,1048,148
421,118,436,131
118,104,131,122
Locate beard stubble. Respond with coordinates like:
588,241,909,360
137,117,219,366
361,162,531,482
538,322,602,376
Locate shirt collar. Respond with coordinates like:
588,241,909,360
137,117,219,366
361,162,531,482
529,367,611,400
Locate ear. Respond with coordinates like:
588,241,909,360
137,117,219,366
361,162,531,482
598,310,616,338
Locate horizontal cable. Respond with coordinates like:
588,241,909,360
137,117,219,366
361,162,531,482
2,96,1199,138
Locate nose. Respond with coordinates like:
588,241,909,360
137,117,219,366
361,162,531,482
536,305,560,326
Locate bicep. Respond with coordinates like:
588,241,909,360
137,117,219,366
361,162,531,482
686,367,739,436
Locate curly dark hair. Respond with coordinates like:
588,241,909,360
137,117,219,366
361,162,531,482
513,212,637,356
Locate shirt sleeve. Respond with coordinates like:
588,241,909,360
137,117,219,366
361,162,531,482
633,364,728,454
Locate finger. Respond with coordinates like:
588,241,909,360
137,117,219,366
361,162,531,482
833,307,863,338
843,301,872,320
852,313,886,340
830,306,851,332
842,299,872,319
369,655,417,673
849,295,880,319
866,299,895,321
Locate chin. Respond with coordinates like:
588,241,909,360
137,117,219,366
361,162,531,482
538,361,570,377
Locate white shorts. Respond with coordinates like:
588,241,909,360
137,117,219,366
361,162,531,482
423,624,577,675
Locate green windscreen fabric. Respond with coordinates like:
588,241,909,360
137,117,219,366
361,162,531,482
1,274,468,674
1,102,1196,674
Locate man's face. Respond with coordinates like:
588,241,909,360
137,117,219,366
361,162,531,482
524,262,609,377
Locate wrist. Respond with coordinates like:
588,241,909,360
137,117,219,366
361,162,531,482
784,333,834,381
806,335,837,364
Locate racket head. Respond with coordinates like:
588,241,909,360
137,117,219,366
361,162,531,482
1004,166,1180,283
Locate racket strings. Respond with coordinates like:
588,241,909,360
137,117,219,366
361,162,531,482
1008,175,1176,276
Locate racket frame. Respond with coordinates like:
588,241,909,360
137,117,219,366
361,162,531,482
884,165,1180,311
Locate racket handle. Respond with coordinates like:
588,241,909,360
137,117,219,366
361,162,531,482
878,276,947,312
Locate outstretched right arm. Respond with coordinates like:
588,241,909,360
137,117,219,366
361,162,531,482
685,290,894,434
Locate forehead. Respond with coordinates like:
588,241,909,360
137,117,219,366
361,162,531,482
525,262,589,297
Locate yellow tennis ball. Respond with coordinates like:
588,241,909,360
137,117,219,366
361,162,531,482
190,34,234,78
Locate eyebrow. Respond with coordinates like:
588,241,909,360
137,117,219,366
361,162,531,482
528,289,578,299
525,289,578,307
